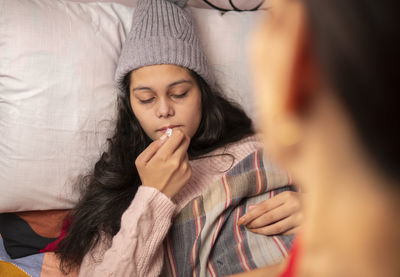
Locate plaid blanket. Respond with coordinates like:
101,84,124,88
162,149,295,277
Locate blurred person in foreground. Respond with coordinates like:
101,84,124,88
232,0,400,276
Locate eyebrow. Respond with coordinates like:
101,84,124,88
167,80,192,88
132,79,193,92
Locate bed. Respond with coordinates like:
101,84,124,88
0,0,277,276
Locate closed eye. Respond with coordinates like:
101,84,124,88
172,91,188,99
138,97,155,104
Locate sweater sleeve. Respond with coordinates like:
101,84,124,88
78,186,176,277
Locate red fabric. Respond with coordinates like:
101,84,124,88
279,237,301,277
40,216,73,253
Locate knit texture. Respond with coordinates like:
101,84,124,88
115,0,214,87
78,135,268,276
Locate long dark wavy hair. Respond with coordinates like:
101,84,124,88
56,69,254,272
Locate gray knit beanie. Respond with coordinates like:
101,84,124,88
115,0,214,88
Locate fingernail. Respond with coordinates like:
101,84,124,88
165,128,173,137
160,133,168,141
238,216,246,225
248,205,257,211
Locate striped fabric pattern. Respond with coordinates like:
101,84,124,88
161,149,295,276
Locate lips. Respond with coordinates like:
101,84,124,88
156,125,182,132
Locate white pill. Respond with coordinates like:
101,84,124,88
166,128,173,137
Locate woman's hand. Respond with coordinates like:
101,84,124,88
135,128,192,199
237,190,303,235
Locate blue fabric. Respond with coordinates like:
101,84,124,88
0,237,44,277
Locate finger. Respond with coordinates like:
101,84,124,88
182,155,192,181
237,198,283,226
248,215,296,236
136,135,169,164
171,135,191,162
181,152,189,165
155,128,186,159
240,190,302,226
248,205,257,211
245,202,295,229
268,190,297,202
282,226,301,236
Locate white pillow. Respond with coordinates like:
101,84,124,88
0,0,265,212
192,8,263,119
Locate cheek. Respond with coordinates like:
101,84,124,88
131,103,153,133
194,99,202,126
185,93,202,137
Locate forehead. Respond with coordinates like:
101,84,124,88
130,64,192,85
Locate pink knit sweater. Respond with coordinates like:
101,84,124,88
79,135,263,276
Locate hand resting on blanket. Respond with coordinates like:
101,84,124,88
238,190,303,235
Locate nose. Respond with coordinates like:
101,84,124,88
156,98,174,118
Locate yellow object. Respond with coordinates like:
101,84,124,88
0,261,30,277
